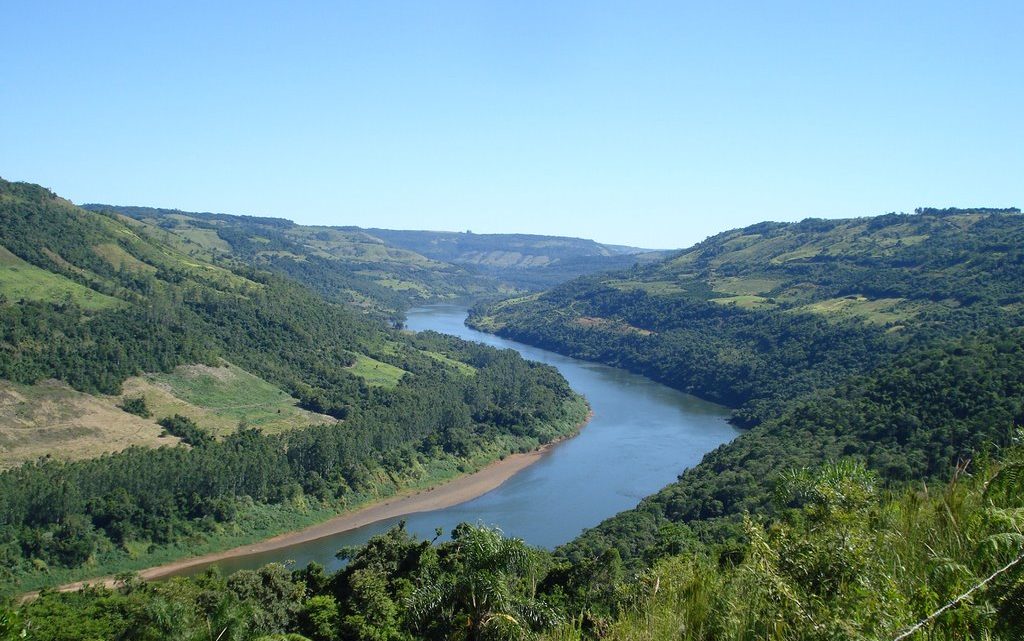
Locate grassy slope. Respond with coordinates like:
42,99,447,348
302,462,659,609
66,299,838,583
0,379,179,469
0,246,121,311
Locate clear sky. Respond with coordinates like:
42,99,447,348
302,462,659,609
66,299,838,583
2,1,1021,248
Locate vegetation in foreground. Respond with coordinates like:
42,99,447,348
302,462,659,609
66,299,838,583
6,444,1023,641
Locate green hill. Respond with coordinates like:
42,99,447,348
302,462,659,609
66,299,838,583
362,227,667,289
83,205,668,316
0,178,587,594
470,207,1024,554
81,204,500,317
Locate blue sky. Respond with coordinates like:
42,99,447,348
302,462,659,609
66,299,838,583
2,1,1021,248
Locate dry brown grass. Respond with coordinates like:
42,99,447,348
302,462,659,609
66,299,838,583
0,379,178,469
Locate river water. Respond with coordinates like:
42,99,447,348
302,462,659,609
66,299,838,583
184,304,736,575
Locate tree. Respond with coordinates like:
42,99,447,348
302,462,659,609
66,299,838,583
410,524,558,641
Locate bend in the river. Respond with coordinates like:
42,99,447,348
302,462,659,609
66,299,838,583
176,304,737,576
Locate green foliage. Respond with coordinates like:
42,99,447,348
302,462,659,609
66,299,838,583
118,395,152,418
157,414,214,447
587,452,1024,641
409,524,557,641
0,608,24,641
473,208,1024,564
12,452,1024,641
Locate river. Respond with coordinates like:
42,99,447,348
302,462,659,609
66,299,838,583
182,304,736,575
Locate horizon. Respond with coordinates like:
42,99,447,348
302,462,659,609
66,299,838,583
70,192,1020,252
2,1,1022,247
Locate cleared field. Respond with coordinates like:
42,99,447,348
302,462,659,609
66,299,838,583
793,295,911,324
177,227,232,253
420,350,477,377
122,362,338,436
0,245,121,310
347,354,407,387
709,294,777,310
0,379,177,469
605,279,686,295
574,315,655,335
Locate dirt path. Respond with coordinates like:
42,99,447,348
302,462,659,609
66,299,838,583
25,413,590,601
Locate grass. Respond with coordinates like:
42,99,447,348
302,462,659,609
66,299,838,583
0,245,121,311
770,244,822,263
0,379,176,469
709,295,776,310
605,279,686,295
795,295,911,325
123,362,338,436
176,227,232,253
347,354,407,388
92,243,157,273
420,350,477,377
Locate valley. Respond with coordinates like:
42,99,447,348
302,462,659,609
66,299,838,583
1,181,1022,641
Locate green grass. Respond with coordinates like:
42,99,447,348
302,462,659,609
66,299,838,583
92,243,157,273
770,244,822,263
420,350,477,377
129,362,336,436
0,245,121,310
605,279,686,295
709,294,776,310
177,227,232,253
347,354,407,387
795,295,912,324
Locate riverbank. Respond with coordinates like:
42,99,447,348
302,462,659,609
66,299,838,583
25,409,591,600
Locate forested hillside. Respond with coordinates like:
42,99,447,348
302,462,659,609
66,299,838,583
84,205,666,316
81,204,497,318
0,179,587,594
470,208,1024,555
9,445,1024,640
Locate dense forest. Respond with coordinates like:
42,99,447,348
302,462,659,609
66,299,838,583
469,208,1024,563
6,443,1023,640
0,179,587,593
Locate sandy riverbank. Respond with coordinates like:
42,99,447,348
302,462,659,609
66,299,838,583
30,412,590,599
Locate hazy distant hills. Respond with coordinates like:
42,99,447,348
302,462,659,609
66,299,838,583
84,204,669,311
361,227,660,267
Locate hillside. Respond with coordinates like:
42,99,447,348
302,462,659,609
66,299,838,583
470,207,1024,553
362,228,667,289
0,178,587,594
81,204,499,317
84,205,667,315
